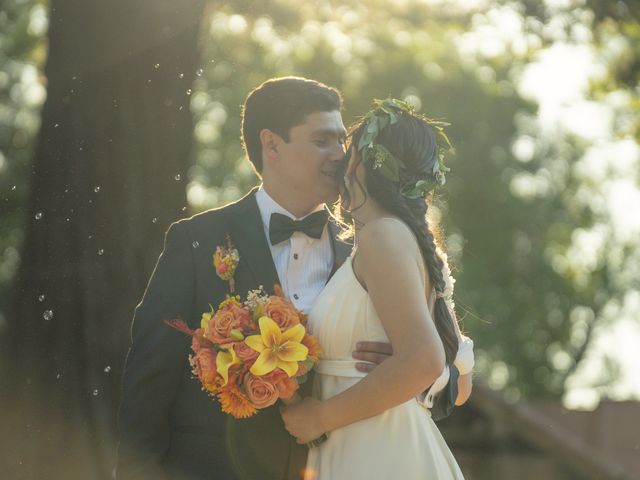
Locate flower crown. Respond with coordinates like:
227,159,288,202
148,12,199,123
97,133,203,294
356,98,453,199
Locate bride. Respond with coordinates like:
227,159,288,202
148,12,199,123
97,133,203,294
281,99,473,479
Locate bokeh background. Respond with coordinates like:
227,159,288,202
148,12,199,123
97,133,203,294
0,0,638,478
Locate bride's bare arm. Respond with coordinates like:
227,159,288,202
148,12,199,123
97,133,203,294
281,220,446,442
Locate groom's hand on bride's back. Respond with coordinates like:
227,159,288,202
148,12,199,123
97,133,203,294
352,341,393,372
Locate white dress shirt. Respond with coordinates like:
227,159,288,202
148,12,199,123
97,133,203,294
255,186,334,313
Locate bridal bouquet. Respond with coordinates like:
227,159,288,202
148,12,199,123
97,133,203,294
166,286,321,419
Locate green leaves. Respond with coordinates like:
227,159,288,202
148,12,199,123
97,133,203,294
356,97,453,197
400,179,435,199
369,144,405,181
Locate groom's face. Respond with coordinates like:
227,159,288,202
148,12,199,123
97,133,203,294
272,110,346,208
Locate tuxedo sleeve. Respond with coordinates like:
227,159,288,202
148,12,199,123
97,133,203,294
430,364,459,422
116,221,195,479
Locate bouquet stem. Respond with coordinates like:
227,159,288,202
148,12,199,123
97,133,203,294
282,393,328,449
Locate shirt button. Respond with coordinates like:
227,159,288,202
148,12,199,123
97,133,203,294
293,293,299,300
293,253,299,260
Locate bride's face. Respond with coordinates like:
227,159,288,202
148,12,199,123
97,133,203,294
340,147,368,211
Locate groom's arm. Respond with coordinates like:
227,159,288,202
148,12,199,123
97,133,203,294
116,221,195,480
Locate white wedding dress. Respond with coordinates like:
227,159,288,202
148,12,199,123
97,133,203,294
305,254,465,480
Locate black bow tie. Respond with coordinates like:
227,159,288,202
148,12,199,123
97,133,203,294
269,210,329,245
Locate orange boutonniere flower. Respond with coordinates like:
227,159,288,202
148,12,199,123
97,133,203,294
213,235,240,293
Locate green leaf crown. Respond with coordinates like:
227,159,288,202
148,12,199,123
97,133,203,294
356,98,453,199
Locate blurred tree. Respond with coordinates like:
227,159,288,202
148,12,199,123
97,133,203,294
2,0,205,477
0,0,46,345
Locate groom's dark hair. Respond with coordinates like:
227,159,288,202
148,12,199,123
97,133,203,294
241,76,342,174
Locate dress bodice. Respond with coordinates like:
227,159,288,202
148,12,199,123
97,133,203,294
308,257,389,363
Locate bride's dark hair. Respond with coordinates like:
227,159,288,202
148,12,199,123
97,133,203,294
337,112,459,364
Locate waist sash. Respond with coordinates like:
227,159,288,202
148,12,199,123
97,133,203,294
315,359,368,378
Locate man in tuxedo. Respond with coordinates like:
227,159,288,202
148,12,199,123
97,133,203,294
116,77,457,479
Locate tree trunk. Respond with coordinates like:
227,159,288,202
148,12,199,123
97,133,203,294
2,1,205,477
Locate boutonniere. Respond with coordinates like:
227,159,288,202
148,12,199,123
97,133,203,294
213,235,240,293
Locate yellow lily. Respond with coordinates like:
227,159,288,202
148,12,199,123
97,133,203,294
216,344,239,386
245,316,309,377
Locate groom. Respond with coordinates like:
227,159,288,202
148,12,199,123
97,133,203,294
116,77,455,480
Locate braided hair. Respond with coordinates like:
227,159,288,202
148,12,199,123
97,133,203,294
338,113,459,364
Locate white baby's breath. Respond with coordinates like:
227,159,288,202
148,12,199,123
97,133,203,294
245,286,269,310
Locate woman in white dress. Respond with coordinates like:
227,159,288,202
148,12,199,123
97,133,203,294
281,99,473,480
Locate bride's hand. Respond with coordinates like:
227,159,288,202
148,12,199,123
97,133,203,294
280,397,326,444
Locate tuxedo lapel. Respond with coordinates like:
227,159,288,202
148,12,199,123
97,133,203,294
224,188,281,295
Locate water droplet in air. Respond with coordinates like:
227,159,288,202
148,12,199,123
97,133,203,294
186,89,192,95
192,241,200,249
152,217,157,223
179,73,184,79
181,206,187,212
154,63,160,69
92,389,99,396
174,174,181,181
56,373,61,379
54,123,59,128
94,186,101,193
196,68,203,76
43,310,53,321
98,249,104,256
35,212,43,220
38,294,45,302
12,185,16,191
104,366,111,373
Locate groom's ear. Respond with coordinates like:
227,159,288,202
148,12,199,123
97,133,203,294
259,129,280,161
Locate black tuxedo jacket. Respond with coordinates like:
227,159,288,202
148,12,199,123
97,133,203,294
116,188,352,480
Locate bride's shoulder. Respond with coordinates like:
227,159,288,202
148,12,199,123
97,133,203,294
357,217,417,257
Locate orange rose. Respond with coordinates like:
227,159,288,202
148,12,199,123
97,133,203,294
264,368,299,400
243,372,279,409
228,303,253,330
192,348,218,392
234,340,259,366
262,296,301,330
205,309,241,345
